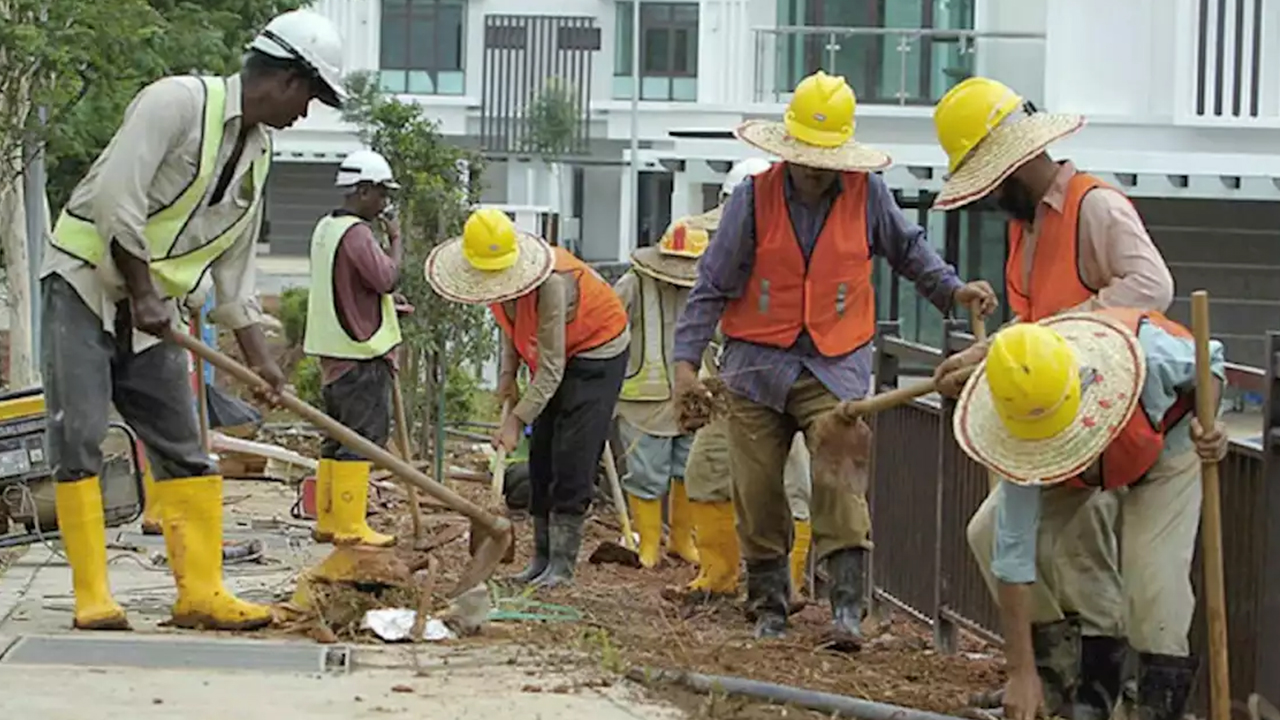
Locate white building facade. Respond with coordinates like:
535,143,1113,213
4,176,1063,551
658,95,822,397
268,0,1280,363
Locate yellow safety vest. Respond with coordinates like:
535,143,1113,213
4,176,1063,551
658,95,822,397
50,76,271,299
620,272,674,402
303,213,403,360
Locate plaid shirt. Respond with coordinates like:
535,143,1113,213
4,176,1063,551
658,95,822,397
673,170,963,411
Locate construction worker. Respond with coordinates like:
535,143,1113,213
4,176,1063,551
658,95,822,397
661,159,814,603
932,76,1176,713
41,8,346,632
673,70,997,647
936,309,1227,720
304,149,413,548
425,209,629,588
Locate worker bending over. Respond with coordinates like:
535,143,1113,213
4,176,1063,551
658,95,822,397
426,209,629,588
304,149,413,548
937,309,1226,720
932,76,1176,713
674,70,996,648
43,10,347,631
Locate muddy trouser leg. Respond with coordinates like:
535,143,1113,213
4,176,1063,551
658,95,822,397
726,389,794,637
685,418,732,503
534,352,628,587
1116,451,1201,720
319,359,393,460
966,481,1124,713
616,418,673,500
112,340,218,481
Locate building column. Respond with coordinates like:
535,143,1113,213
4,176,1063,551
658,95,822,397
670,171,693,225
617,156,635,262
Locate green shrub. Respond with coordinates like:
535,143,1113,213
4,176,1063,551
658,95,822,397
278,287,309,347
291,355,322,407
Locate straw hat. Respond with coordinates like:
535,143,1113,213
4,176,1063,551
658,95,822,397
933,77,1084,211
424,209,555,305
735,70,890,173
631,205,722,288
952,312,1146,486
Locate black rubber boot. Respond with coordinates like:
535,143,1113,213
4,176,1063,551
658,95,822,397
532,512,584,588
1032,615,1084,716
824,548,868,652
1071,635,1129,720
744,558,789,639
509,515,549,584
1124,652,1196,720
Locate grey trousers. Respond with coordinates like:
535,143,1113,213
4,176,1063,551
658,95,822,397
320,358,393,460
42,275,215,482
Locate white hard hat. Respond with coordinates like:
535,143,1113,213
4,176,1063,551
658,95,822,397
248,9,347,108
336,149,400,189
721,158,774,198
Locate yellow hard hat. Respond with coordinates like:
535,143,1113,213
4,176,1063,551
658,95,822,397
462,208,519,271
984,323,1081,441
934,77,1024,173
785,71,857,148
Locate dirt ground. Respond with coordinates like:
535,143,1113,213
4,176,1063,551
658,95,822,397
260,436,1005,719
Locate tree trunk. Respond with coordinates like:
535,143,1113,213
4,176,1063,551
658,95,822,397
0,175,34,390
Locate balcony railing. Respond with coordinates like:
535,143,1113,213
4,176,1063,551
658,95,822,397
751,26,1045,106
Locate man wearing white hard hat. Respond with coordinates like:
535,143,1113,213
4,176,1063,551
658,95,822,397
40,9,347,633
304,149,410,549
426,210,630,588
662,158,815,605
936,309,1227,720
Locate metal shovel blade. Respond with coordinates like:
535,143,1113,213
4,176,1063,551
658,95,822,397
451,517,513,598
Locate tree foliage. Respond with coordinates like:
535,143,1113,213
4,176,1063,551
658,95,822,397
0,0,304,209
341,70,495,451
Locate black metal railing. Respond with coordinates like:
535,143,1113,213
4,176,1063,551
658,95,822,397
867,317,1280,709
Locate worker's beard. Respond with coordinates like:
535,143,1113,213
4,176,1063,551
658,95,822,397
995,178,1039,224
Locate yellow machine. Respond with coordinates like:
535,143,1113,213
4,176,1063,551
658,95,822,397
0,388,144,548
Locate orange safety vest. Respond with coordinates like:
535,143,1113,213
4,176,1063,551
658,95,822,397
1006,173,1124,321
720,164,875,357
489,246,628,370
1069,307,1196,490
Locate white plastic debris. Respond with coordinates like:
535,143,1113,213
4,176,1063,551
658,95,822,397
361,609,455,642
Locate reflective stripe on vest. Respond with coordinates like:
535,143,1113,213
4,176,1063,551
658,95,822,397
1067,308,1195,491
1005,173,1116,321
302,214,403,360
720,164,875,357
489,247,629,371
620,272,672,402
49,76,272,299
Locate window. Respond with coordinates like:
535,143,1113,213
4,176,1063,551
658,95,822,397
772,0,975,104
614,2,699,102
380,0,466,95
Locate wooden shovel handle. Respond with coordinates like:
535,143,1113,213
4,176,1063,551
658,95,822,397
970,300,988,343
490,401,512,505
169,331,510,537
835,365,977,421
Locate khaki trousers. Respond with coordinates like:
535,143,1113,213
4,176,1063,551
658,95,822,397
726,374,871,562
967,450,1202,655
685,417,812,521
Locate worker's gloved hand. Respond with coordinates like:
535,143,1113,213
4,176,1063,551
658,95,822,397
953,280,999,316
131,291,172,338
492,411,522,453
933,340,989,399
1002,670,1044,720
1191,417,1229,462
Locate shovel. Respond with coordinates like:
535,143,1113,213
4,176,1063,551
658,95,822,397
390,375,424,544
469,401,516,564
588,438,643,568
170,331,512,598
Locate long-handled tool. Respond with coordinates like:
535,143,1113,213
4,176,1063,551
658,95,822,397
587,438,642,567
171,331,512,598
390,375,423,543
1191,290,1231,720
471,401,516,563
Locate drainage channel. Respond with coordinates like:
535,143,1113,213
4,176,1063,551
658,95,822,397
0,635,351,674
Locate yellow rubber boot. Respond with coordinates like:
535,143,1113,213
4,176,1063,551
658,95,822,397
311,459,335,544
140,461,162,536
330,460,395,547
156,476,273,631
628,494,663,568
790,520,812,598
55,477,131,631
695,501,740,596
665,481,700,565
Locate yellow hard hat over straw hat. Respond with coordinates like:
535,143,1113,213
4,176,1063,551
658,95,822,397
425,208,555,305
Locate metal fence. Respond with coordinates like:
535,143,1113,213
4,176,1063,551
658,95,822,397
866,318,1280,709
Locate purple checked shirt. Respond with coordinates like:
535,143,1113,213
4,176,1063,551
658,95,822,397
673,170,964,411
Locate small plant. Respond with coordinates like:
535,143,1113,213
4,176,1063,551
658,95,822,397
278,286,309,347
290,355,322,407
523,79,581,159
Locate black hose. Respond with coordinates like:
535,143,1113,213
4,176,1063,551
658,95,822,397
627,667,969,720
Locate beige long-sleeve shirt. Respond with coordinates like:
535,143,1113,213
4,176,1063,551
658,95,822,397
1015,162,1174,315
612,271,689,437
499,272,630,424
41,73,270,353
